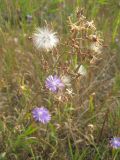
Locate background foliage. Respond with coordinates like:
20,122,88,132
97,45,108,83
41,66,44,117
0,0,120,159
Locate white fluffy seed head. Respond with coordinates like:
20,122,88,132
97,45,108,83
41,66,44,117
32,27,59,51
61,75,71,87
77,65,87,76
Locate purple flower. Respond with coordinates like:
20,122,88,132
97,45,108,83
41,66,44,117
110,137,120,149
32,107,51,124
45,75,64,92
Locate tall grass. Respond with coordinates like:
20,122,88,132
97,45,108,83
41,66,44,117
0,0,120,159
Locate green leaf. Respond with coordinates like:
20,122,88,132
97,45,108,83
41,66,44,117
89,95,94,112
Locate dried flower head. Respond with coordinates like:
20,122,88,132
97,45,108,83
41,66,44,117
86,20,96,30
90,55,98,64
90,42,102,54
61,75,71,87
32,107,51,124
77,65,87,76
45,75,64,92
66,88,75,96
33,27,59,50
110,137,120,149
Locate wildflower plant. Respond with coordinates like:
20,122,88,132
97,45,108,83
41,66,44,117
0,4,117,160
67,8,103,65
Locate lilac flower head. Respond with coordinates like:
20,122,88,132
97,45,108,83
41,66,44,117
32,107,51,124
110,137,120,149
45,75,64,92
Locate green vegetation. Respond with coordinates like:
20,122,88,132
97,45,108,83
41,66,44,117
0,0,120,159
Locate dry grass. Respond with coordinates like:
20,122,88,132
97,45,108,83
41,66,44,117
0,1,120,160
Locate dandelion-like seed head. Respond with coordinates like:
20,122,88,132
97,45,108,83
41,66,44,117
61,75,71,87
32,107,51,124
45,75,64,92
110,137,120,149
33,27,59,51
77,65,87,76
